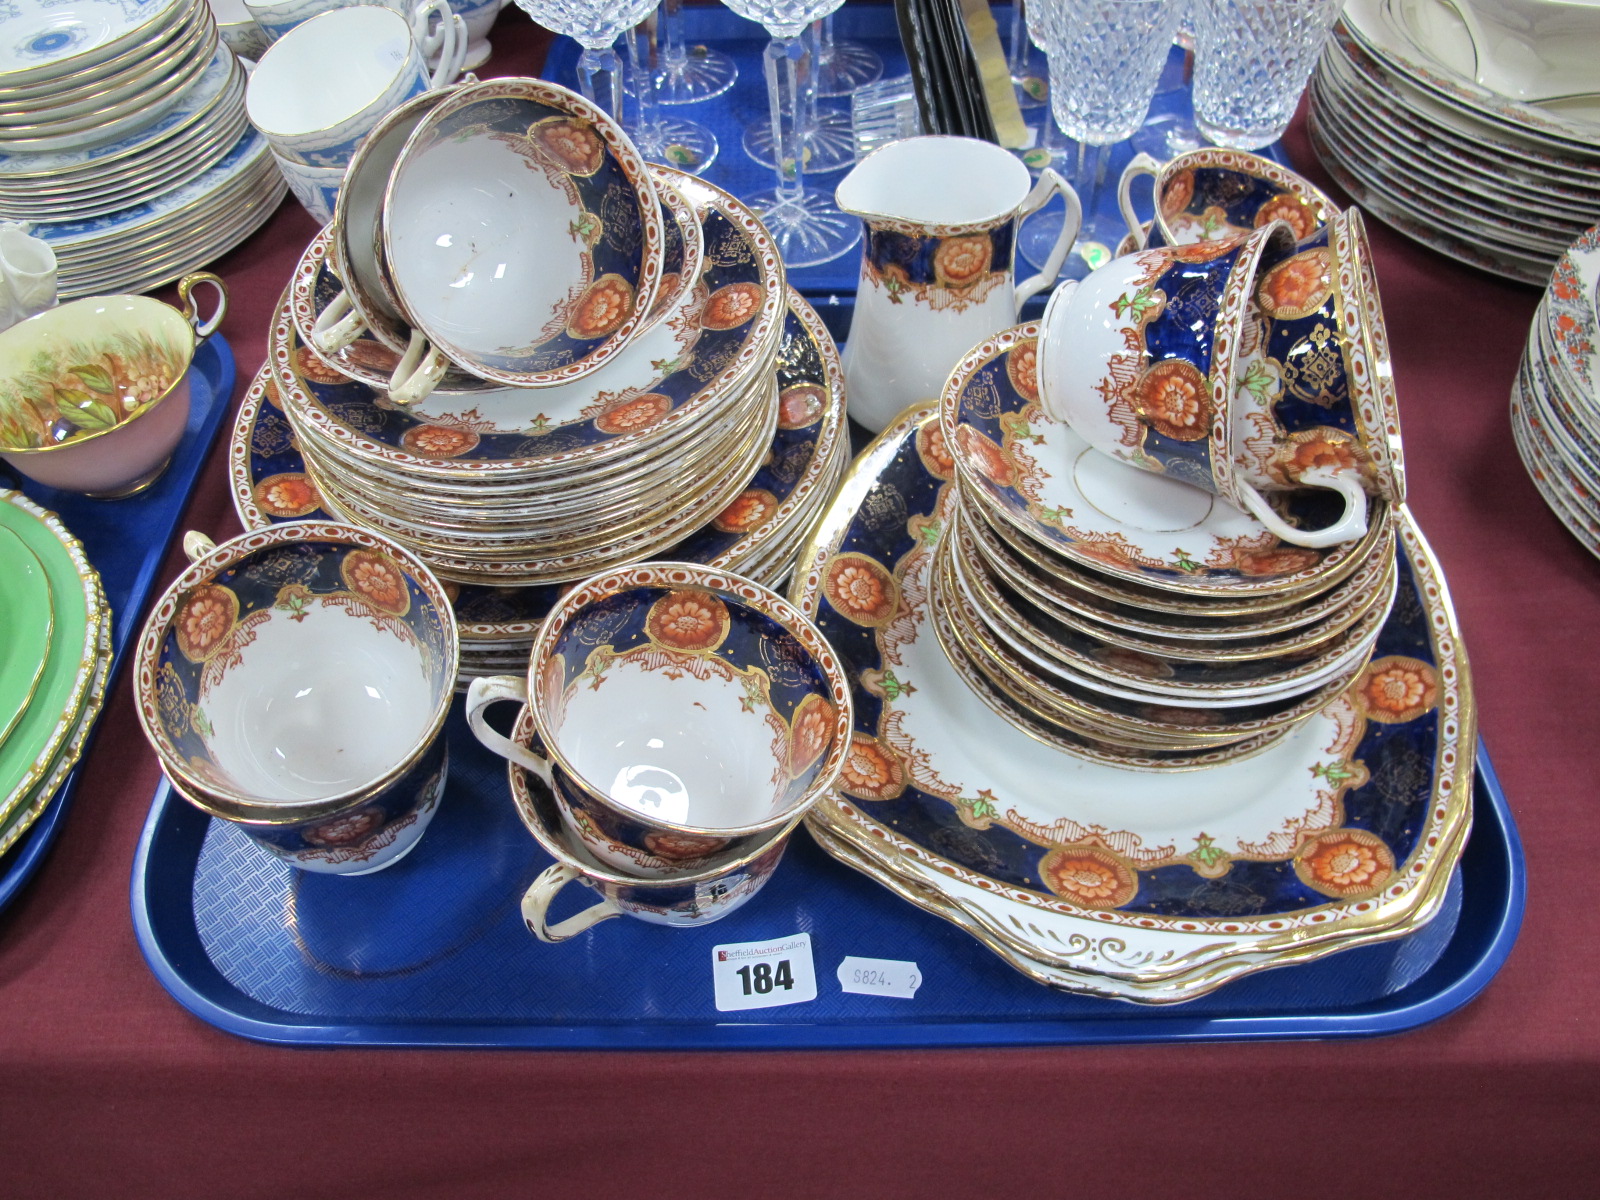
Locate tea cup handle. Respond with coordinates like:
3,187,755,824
413,0,462,89
521,863,621,943
1013,169,1080,310
464,675,555,786
388,329,449,405
1233,469,1370,550
176,271,228,340
182,531,216,563
311,290,366,355
1117,153,1162,253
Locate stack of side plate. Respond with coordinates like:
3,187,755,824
0,491,111,856
236,177,850,685
1310,0,1600,285
793,406,1474,1003
1512,222,1600,558
936,323,1397,770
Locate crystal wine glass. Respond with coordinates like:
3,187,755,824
625,14,718,172
722,0,860,267
814,13,881,96
647,0,738,104
1132,2,1205,159
1190,0,1344,149
741,20,855,175
515,0,657,120
1008,0,1047,108
1020,0,1182,270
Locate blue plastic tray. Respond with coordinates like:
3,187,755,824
129,714,1523,1049
0,333,237,911
540,5,1282,340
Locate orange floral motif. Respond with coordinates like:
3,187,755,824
1355,656,1437,724
1294,828,1394,898
1039,845,1138,908
594,392,672,435
1006,338,1040,402
303,806,386,847
1160,169,1195,218
932,235,994,287
644,830,729,862
293,346,347,385
777,383,827,429
954,424,1014,487
1254,192,1322,240
1233,544,1321,577
701,282,764,331
1071,538,1142,571
568,274,635,340
401,424,480,458
1133,360,1212,442
822,553,897,626
1277,433,1359,482
175,583,239,662
646,272,681,322
254,472,322,519
532,116,605,175
341,338,402,373
645,589,730,652
916,421,955,480
341,549,411,617
1256,248,1333,320
713,488,778,534
1171,235,1244,263
788,694,837,775
262,376,282,409
837,733,906,801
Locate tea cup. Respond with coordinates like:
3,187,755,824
132,522,459,875
505,702,793,940
245,3,462,170
0,272,226,497
270,150,345,224
465,562,852,879
1038,222,1372,548
1117,147,1339,252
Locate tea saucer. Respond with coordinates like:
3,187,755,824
944,323,1389,597
794,407,1473,998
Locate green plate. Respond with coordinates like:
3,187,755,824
0,525,52,747
0,492,105,828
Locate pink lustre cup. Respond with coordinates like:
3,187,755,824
133,522,459,875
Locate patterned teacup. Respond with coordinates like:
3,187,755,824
1038,222,1374,549
507,702,793,941
245,4,462,170
466,562,852,880
133,522,459,875
0,272,226,497
1117,147,1339,252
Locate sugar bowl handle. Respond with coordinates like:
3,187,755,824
464,675,555,786
1013,169,1080,310
521,863,621,943
176,272,228,340
388,330,450,406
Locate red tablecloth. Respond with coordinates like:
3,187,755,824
3,12,1597,1197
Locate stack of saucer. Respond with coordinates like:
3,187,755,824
241,168,847,682
0,0,278,299
1309,0,1600,285
1512,222,1600,559
0,491,111,856
938,326,1397,769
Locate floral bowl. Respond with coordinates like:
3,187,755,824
0,273,226,497
132,521,460,874
466,562,853,877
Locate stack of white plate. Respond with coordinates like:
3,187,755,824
1512,222,1600,558
248,172,849,682
2,0,279,297
1310,0,1600,286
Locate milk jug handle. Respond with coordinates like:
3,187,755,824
1014,169,1080,310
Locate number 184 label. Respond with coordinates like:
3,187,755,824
711,933,818,1012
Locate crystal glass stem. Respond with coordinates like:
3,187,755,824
1008,1,1029,76
628,24,662,139
766,33,807,206
576,44,624,121
661,0,690,75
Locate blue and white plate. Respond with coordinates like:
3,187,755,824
0,0,191,86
